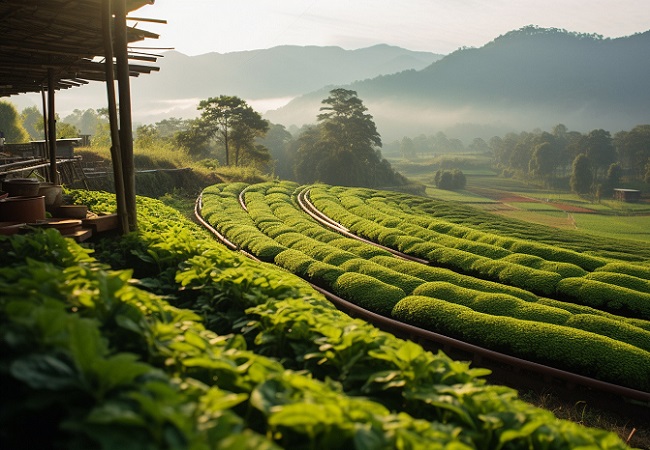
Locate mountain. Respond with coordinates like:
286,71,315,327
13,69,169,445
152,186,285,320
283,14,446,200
10,44,442,125
266,27,650,141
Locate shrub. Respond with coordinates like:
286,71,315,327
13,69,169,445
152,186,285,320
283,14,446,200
332,272,405,316
328,238,393,259
429,247,485,272
392,296,650,391
538,298,650,333
340,259,425,295
501,253,588,278
305,261,346,287
595,262,650,280
370,256,539,302
566,314,650,353
248,239,287,262
471,258,563,296
557,278,650,321
507,241,606,271
274,249,314,276
585,271,650,294
412,282,571,325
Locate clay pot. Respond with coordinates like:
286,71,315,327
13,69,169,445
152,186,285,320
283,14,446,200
2,178,41,197
56,204,88,219
39,183,63,210
0,195,46,222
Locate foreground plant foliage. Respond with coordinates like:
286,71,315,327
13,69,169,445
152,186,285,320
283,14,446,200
198,181,650,392
0,189,632,448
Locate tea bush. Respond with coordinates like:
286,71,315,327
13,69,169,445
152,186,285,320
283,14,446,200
393,296,650,391
332,272,405,316
412,281,572,325
557,277,650,320
585,271,650,294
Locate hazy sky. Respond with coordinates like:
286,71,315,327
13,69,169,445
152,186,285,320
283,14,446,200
137,0,650,55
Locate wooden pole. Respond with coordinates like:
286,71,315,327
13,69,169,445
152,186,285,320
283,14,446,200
113,0,137,230
47,69,58,183
102,0,129,235
40,87,49,159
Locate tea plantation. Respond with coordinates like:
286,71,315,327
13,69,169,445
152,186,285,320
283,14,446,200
199,181,650,392
0,186,644,449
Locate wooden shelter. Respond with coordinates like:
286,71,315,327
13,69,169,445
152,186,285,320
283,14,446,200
613,188,641,203
0,0,164,233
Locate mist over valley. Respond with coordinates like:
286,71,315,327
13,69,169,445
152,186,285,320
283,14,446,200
9,25,649,144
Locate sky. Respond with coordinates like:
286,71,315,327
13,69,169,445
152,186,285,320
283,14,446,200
137,0,650,56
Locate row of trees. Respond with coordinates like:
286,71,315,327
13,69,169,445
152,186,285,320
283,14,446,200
133,89,404,187
488,124,650,195
2,89,404,189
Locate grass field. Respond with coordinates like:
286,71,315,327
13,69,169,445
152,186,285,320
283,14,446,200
396,159,650,243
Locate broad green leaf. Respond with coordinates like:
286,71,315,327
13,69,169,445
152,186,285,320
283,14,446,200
10,353,78,390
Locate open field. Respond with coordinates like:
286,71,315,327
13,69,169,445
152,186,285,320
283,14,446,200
396,159,650,243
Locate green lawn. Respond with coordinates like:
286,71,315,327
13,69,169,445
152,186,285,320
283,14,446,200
572,213,650,242
424,186,497,203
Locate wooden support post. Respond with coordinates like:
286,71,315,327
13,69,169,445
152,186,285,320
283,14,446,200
40,88,49,159
47,69,58,183
113,0,137,230
103,0,129,235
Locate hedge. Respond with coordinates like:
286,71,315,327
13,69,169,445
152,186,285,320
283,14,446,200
412,281,571,325
340,259,425,295
501,253,588,278
585,271,650,294
274,248,314,276
565,314,650,353
305,261,346,287
557,277,650,321
399,222,512,259
332,272,406,316
327,238,393,259
373,257,537,304
392,296,650,391
470,258,563,296
595,262,650,280
538,298,650,333
506,241,607,271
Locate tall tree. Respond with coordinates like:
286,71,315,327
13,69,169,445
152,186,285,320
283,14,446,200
295,89,405,187
585,129,615,179
197,96,268,166
297,88,404,187
231,116,269,167
317,88,382,149
570,154,593,195
529,142,557,182
614,125,650,179
0,101,29,143
258,124,294,179
400,137,416,160
20,106,43,140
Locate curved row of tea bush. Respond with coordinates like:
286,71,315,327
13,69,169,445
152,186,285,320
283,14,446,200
306,185,650,320
363,187,650,261
392,296,650,392
1,220,493,449
51,189,631,449
197,182,650,389
308,185,607,271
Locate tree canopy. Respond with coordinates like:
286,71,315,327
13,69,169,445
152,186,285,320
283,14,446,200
0,101,29,143
197,95,269,166
295,89,405,187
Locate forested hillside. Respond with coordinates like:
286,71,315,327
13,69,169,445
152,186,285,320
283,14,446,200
267,27,650,141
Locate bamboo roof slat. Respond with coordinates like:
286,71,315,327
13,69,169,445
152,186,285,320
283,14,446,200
0,0,162,98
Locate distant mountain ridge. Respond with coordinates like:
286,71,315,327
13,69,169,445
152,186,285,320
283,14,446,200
12,44,442,125
266,26,650,141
